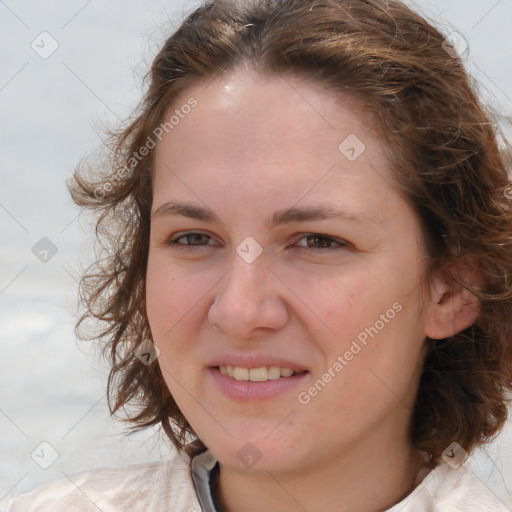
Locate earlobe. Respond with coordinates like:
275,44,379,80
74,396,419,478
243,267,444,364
424,265,484,340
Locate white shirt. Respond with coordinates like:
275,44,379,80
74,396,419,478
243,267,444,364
1,448,509,511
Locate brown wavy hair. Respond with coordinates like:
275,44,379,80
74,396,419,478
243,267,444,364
69,0,512,464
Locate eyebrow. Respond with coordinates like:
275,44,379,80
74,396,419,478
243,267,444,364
152,201,378,228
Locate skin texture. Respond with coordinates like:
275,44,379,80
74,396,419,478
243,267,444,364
146,70,481,512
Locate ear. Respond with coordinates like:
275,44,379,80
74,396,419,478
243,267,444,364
424,261,484,340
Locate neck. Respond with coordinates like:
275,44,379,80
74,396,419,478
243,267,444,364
215,420,430,512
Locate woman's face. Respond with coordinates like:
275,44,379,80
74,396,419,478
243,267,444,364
147,70,434,472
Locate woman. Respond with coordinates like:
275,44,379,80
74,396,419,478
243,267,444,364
2,0,511,510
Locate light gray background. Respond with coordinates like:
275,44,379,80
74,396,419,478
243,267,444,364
1,0,511,506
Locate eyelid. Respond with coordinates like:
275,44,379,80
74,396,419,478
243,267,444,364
167,230,218,246
166,231,349,251
293,233,350,250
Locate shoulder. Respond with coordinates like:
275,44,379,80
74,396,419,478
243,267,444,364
0,449,200,512
387,461,510,512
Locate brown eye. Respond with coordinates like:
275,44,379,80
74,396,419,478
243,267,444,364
296,234,347,250
167,232,216,250
176,233,211,245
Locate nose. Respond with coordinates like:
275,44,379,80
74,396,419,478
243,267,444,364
208,255,289,340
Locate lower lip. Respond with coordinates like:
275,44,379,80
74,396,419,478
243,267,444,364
209,367,309,400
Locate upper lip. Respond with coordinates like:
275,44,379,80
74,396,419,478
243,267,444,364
208,353,309,372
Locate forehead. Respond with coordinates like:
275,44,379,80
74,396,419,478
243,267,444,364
159,70,375,156
151,70,401,224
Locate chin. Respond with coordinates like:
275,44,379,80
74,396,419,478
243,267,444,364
205,432,306,473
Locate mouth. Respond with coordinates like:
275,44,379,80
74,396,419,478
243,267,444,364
209,365,310,400
217,365,306,382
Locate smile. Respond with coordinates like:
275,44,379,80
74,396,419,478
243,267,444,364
218,365,301,381
210,366,309,400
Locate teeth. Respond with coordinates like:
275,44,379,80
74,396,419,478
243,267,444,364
233,367,249,380
218,365,297,381
267,366,281,380
249,367,267,381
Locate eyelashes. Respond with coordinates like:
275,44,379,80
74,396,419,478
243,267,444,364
169,232,214,247
295,234,348,250
165,231,349,252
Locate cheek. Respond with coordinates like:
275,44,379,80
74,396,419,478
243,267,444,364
146,263,190,367
291,263,392,345
146,261,175,333
326,293,426,415
145,261,202,396
304,260,425,378
145,256,221,373
146,257,205,330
